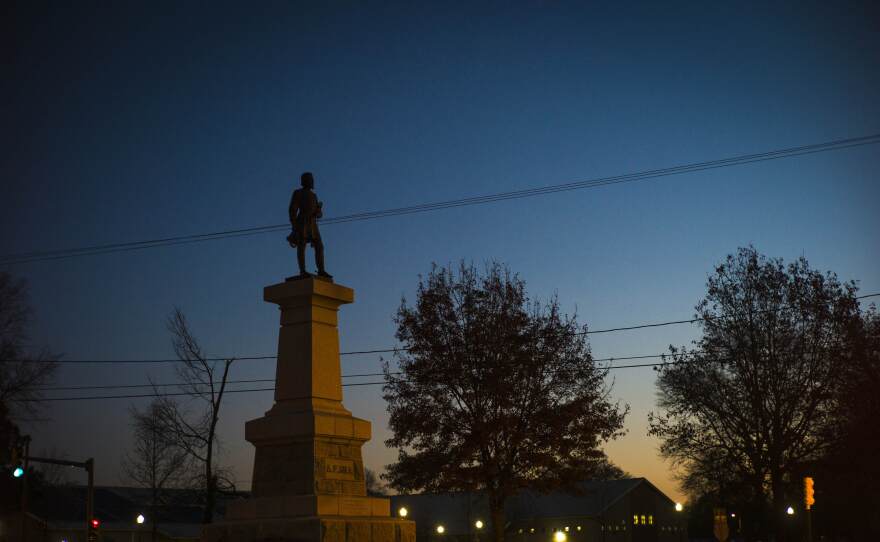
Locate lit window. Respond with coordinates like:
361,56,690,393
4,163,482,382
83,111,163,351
648,515,653,525
640,515,646,525
633,515,638,525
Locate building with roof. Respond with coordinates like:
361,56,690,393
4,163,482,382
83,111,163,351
389,478,687,542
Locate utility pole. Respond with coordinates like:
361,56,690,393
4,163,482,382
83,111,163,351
21,452,96,542
86,458,95,541
20,436,31,542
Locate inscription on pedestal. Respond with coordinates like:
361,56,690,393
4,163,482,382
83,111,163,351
325,458,356,480
340,497,372,516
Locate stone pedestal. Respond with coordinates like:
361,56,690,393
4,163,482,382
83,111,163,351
202,278,414,542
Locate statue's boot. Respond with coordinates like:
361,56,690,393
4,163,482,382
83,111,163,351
315,246,332,279
297,246,311,277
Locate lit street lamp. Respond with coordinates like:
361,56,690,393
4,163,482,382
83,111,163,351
674,502,684,542
131,514,145,542
553,530,567,542
398,507,409,518
786,506,795,516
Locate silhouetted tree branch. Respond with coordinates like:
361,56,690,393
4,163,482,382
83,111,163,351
123,400,192,541
365,468,388,497
383,262,628,542
151,307,234,524
648,247,862,540
0,272,58,421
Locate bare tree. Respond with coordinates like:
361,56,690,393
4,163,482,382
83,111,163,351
0,272,58,422
151,307,234,524
34,447,74,487
123,400,192,541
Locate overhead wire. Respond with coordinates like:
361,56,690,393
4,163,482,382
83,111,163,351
24,355,716,402
2,133,878,265
4,292,877,365
31,352,694,393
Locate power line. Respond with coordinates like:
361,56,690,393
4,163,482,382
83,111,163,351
3,133,878,265
5,292,877,364
30,352,688,393
25,356,713,402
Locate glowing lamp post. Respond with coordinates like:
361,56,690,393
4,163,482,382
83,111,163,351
132,514,146,542
554,530,567,542
674,502,684,542
398,507,408,518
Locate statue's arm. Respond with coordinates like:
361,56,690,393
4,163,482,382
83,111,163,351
289,190,300,224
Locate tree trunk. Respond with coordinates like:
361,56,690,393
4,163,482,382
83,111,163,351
489,492,505,542
203,443,214,523
771,468,785,542
150,497,157,542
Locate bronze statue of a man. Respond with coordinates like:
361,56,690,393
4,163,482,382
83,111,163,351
287,172,332,279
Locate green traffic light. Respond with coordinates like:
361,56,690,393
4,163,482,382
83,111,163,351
13,467,24,478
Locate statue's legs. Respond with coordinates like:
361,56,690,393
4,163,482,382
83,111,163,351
296,244,308,276
314,239,331,277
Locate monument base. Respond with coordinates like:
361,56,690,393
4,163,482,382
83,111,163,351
201,515,415,542
204,278,415,542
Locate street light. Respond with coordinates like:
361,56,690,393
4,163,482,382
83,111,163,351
786,506,795,516
674,501,684,542
436,525,445,534
475,520,483,529
554,530,567,542
132,514,146,542
398,507,408,518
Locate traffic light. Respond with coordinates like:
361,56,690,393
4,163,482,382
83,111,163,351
88,518,100,541
9,440,24,478
804,477,815,510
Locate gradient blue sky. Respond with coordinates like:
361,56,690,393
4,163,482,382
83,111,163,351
3,1,879,503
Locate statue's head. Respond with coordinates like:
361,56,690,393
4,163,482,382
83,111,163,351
301,172,315,189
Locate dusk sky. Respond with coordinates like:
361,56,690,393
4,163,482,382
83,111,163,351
3,1,879,504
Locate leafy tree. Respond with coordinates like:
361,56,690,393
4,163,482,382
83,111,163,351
151,307,235,523
0,272,58,421
364,468,388,497
123,400,192,541
814,307,880,540
383,263,627,542
648,247,862,540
